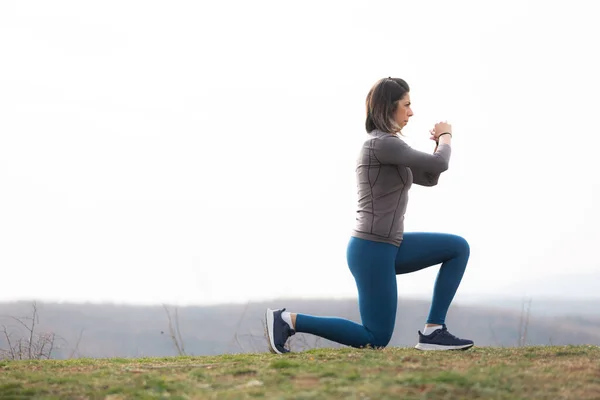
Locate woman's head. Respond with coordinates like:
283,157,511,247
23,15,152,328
365,77,413,134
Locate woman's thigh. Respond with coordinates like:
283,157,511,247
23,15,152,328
394,232,470,275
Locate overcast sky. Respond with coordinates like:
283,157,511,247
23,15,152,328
1,0,598,306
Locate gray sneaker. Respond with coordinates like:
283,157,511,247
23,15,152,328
415,325,474,351
265,308,295,354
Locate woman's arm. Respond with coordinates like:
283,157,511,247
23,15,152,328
374,135,451,174
411,133,452,186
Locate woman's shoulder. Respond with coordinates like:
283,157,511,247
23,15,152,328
368,129,395,138
365,130,406,148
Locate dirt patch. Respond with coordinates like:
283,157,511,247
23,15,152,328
292,375,321,389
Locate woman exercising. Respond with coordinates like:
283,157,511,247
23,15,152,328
266,77,473,353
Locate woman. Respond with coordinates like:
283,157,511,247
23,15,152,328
266,77,473,353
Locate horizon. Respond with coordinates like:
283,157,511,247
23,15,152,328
3,287,600,308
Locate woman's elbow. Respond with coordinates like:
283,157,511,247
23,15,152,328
436,160,449,173
418,173,440,187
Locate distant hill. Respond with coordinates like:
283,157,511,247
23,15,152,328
457,295,600,317
458,271,600,317
1,298,599,359
492,271,600,300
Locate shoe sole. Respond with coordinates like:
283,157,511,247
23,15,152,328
265,308,283,355
415,342,474,351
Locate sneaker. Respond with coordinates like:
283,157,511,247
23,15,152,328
265,308,296,354
415,325,474,351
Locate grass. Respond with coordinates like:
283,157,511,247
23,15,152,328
0,345,599,399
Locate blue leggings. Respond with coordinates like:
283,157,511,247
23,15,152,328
295,233,470,348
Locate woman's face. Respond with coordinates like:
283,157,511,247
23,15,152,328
394,92,414,130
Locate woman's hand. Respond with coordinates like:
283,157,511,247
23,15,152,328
429,129,437,142
433,121,452,139
430,121,452,152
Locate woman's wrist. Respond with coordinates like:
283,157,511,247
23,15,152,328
436,132,452,146
436,132,452,141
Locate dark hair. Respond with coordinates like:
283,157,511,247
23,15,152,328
365,77,410,134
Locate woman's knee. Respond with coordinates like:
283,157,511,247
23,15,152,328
450,234,470,257
369,330,393,349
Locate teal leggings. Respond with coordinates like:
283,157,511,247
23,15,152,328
295,233,470,348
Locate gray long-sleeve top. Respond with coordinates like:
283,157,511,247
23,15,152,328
351,129,451,246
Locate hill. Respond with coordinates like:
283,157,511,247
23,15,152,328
1,298,600,359
494,271,600,300
1,346,599,399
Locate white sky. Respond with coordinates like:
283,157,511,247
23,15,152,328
1,0,598,305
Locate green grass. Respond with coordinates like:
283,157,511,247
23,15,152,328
1,345,599,399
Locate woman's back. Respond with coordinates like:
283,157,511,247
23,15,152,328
353,130,413,246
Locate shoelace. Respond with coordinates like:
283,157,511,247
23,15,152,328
439,327,460,340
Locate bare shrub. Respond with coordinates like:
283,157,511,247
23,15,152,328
0,302,66,360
